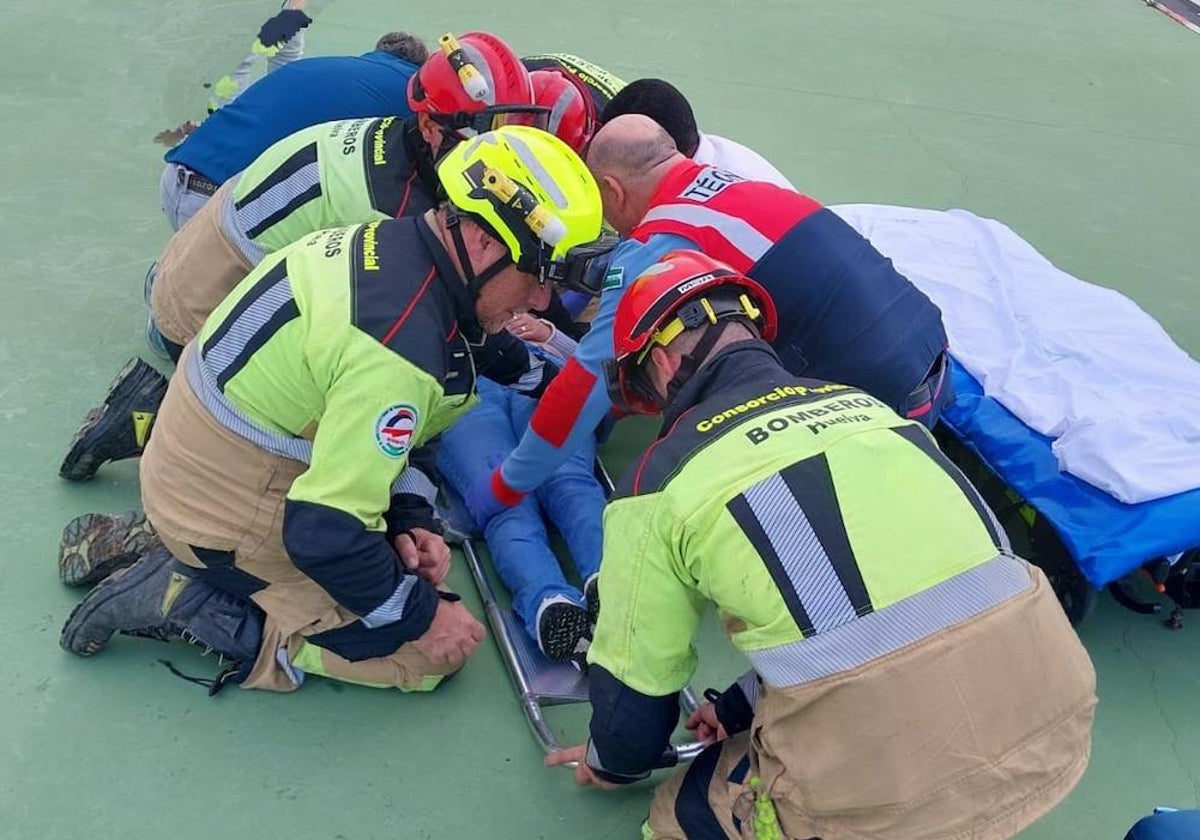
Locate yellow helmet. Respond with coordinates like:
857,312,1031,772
437,125,604,284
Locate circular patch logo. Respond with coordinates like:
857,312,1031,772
375,404,419,458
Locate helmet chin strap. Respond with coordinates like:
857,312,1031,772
433,127,461,159
663,319,741,406
445,207,512,296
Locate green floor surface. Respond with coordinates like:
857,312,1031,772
2,0,1198,837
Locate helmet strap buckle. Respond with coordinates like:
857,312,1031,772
665,318,737,405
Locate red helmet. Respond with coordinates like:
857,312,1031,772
407,32,542,139
531,68,597,154
606,250,777,414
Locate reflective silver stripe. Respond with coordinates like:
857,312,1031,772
360,575,418,627
185,348,313,463
203,276,294,380
460,42,495,106
736,670,760,709
744,473,857,633
639,204,773,262
584,740,648,781
462,133,501,156
505,129,568,209
746,554,1032,688
219,181,267,265
392,466,437,503
513,355,547,393
547,85,575,141
229,162,320,253
275,644,306,687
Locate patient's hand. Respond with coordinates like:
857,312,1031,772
394,527,452,585
507,313,553,343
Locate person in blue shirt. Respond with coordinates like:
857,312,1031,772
463,115,949,528
158,30,428,231
1125,810,1200,840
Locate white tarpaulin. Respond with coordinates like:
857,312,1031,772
832,204,1200,503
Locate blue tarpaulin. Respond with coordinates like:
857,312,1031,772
941,359,1200,587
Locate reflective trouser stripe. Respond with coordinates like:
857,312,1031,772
746,553,1030,688
289,640,445,692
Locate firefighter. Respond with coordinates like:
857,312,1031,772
61,31,551,482
59,127,606,694
548,250,1096,840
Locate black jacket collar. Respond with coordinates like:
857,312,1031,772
403,117,442,199
659,340,786,433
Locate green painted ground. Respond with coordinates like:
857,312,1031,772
1,1,1198,837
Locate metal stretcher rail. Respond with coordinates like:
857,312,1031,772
461,536,707,767
447,457,707,769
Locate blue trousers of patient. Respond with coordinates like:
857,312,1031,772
437,378,605,642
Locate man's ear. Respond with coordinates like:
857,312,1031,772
601,174,625,208
468,219,503,257
648,344,682,396
598,174,628,230
416,111,445,148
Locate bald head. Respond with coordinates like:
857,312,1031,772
587,114,678,179
586,114,685,235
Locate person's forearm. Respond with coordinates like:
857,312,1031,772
586,665,680,784
536,325,579,364
499,360,613,494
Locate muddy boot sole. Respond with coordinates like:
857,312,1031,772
58,511,159,587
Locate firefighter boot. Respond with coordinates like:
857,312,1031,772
60,546,263,673
59,358,169,481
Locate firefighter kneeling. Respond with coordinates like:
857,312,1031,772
59,126,605,694
548,250,1097,840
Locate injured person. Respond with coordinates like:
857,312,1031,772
439,368,604,666
444,294,604,666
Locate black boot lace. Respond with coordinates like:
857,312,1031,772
157,659,245,696
131,628,244,697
